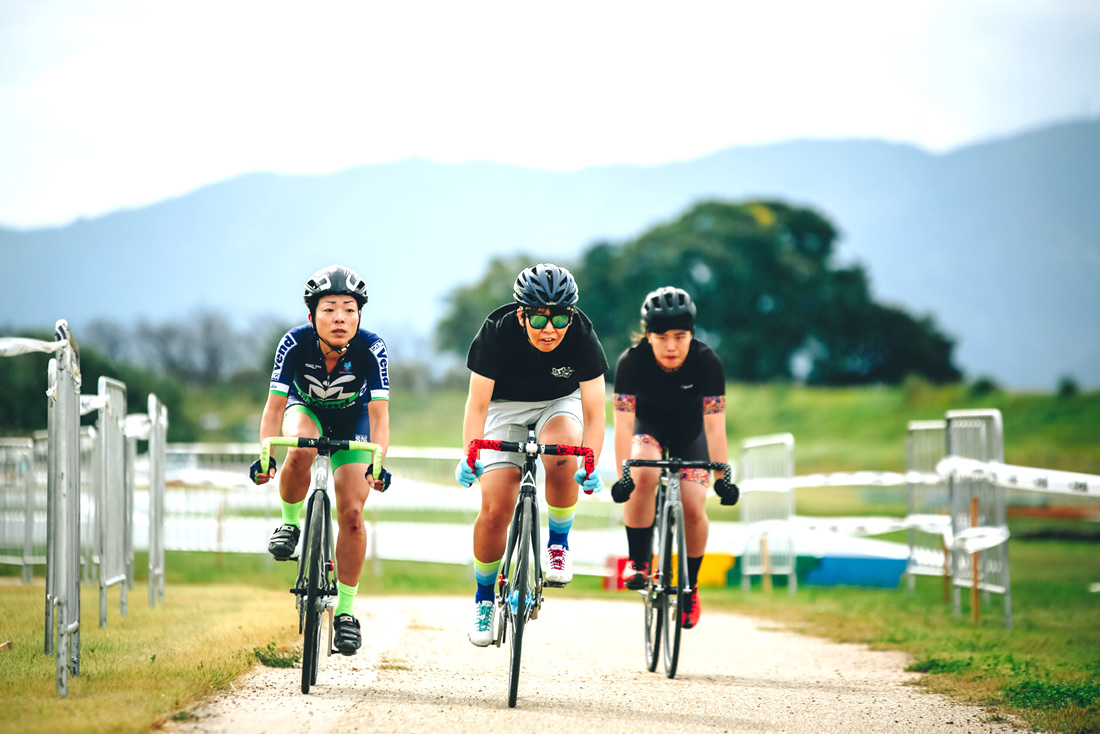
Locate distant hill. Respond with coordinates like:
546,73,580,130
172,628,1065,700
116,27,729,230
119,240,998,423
2,119,1098,388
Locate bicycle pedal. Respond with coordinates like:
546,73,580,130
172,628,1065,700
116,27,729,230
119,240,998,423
543,580,567,589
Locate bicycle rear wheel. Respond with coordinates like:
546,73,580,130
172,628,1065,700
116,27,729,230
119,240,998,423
506,498,534,708
661,503,687,679
301,495,326,693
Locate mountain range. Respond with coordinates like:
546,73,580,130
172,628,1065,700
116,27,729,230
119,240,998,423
2,119,1098,389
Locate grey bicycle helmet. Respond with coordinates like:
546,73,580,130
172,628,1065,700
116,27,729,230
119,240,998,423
641,286,696,330
303,264,368,313
513,263,579,308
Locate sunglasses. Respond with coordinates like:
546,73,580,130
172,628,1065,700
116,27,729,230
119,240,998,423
525,310,572,329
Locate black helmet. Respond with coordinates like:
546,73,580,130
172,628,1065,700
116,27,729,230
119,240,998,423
641,286,696,330
513,263,579,308
304,264,368,312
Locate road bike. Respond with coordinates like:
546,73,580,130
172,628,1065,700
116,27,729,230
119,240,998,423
620,454,731,679
465,428,595,708
259,436,382,694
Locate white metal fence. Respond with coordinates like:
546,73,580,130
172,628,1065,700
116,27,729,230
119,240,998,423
1,320,169,696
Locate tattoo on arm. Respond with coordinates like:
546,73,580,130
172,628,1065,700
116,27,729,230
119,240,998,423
614,393,636,413
703,396,725,415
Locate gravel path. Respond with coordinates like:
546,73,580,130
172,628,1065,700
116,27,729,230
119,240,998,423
167,595,1030,734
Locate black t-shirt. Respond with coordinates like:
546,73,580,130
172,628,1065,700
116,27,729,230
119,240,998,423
466,304,609,401
614,339,725,442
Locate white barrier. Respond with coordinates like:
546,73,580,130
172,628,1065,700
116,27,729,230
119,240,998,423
938,457,1100,497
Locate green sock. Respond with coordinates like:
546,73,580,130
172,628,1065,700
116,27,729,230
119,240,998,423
281,499,305,527
335,581,358,617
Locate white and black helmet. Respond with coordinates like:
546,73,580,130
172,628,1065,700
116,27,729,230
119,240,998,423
304,264,368,313
513,263,579,308
641,286,696,329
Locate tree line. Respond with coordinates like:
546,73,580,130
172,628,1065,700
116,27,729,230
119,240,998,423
436,199,961,385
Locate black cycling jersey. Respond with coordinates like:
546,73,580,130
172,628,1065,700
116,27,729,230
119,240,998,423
269,323,390,409
466,304,608,402
613,339,725,447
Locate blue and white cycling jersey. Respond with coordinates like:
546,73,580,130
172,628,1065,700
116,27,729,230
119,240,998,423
269,324,390,410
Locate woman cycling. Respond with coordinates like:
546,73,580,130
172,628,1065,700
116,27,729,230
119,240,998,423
455,263,607,647
250,264,391,656
611,286,737,629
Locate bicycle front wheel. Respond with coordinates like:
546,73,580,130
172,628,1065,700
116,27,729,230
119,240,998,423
661,503,687,679
506,498,534,708
301,496,326,693
643,514,662,672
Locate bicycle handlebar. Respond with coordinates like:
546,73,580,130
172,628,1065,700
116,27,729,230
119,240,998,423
621,457,732,483
260,436,384,479
465,439,596,479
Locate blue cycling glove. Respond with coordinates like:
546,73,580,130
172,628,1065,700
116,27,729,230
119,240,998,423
455,459,484,488
365,464,392,492
574,468,604,495
249,457,276,485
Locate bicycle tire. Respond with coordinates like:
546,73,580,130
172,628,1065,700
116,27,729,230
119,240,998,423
661,503,686,679
301,495,325,693
643,488,663,672
507,497,533,708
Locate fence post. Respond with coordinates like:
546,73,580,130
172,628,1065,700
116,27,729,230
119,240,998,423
147,394,168,607
945,409,1011,629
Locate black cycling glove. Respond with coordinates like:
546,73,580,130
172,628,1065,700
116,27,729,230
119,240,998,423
714,477,740,506
611,476,635,504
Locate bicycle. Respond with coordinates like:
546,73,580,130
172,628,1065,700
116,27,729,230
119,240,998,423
258,436,382,694
464,428,595,708
618,454,732,679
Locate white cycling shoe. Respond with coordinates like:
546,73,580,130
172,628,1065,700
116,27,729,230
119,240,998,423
468,600,494,647
543,544,573,586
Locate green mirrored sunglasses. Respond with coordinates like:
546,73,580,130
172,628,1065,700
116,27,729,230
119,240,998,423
525,310,572,329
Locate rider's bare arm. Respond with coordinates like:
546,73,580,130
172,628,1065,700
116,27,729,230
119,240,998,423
702,401,728,480
579,374,606,469
462,372,495,448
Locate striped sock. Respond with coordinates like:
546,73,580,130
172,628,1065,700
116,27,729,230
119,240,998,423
473,557,501,603
546,503,577,549
335,581,357,617
280,499,304,527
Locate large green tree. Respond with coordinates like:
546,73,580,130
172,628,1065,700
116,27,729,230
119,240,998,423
435,199,961,385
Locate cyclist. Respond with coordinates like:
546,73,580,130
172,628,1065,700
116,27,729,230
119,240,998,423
456,263,607,647
611,286,737,629
250,264,392,656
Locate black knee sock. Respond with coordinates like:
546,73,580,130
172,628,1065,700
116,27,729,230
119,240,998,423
625,524,654,563
688,555,703,589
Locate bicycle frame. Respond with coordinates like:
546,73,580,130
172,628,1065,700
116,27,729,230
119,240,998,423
259,436,381,693
465,429,595,707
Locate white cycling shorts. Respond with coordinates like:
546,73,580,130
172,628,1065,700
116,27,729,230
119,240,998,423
480,390,583,472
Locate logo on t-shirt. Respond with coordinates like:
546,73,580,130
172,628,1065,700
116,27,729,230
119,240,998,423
551,366,574,379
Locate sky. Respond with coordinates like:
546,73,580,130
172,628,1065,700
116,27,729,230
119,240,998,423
1,0,1098,229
